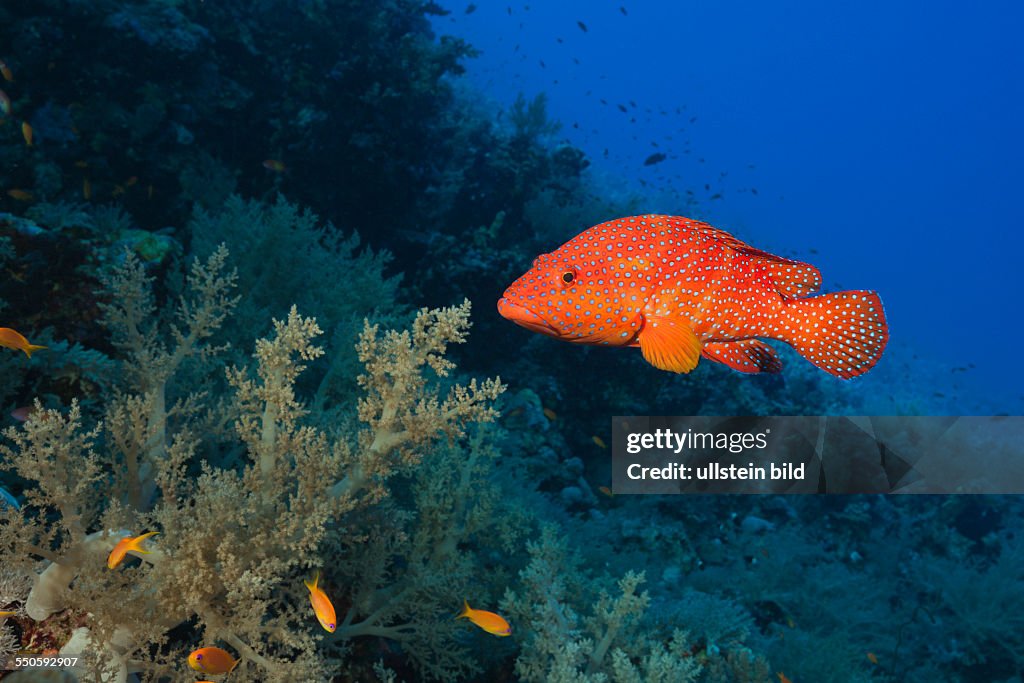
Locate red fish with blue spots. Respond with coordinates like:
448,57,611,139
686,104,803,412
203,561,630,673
498,215,888,378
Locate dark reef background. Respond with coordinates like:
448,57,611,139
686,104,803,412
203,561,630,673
0,1,1022,682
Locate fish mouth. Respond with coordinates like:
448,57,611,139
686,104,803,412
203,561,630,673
497,298,559,336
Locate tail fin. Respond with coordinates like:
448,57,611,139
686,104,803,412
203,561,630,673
456,600,471,620
783,290,888,379
24,343,46,358
130,531,159,554
304,570,319,592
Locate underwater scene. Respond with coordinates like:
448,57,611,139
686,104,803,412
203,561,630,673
1,0,1022,681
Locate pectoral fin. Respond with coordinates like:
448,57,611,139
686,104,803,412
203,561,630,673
638,315,702,373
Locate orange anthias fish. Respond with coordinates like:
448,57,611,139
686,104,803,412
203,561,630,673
0,88,10,116
106,531,158,569
262,159,286,172
0,328,46,358
498,215,888,378
456,600,511,636
21,121,32,146
304,571,337,633
0,60,12,83
6,189,33,202
777,674,793,683
188,646,240,675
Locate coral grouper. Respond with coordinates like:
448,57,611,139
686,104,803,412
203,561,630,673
499,215,888,378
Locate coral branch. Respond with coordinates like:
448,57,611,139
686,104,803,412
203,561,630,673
330,300,504,501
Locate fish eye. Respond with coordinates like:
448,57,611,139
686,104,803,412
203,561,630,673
196,654,203,660
560,270,576,285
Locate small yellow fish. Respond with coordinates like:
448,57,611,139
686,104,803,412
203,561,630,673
304,571,337,633
106,531,158,569
187,646,239,675
0,328,46,358
0,88,10,116
867,652,878,665
262,159,286,172
21,121,32,146
6,189,33,202
592,435,607,449
456,600,511,636
0,60,12,83
542,407,557,421
0,610,17,618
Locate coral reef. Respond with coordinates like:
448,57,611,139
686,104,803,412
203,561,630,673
0,1,1017,681
0,247,505,680
503,526,703,682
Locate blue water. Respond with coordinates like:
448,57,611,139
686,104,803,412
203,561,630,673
435,0,1024,413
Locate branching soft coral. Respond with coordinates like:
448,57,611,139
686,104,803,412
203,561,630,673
331,299,505,502
326,428,523,680
99,246,239,509
187,195,405,411
0,402,105,553
502,526,702,683
0,250,506,681
227,306,326,485
303,303,512,680
0,564,32,667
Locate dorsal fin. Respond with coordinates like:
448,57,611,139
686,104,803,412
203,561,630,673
755,257,822,300
682,219,822,300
